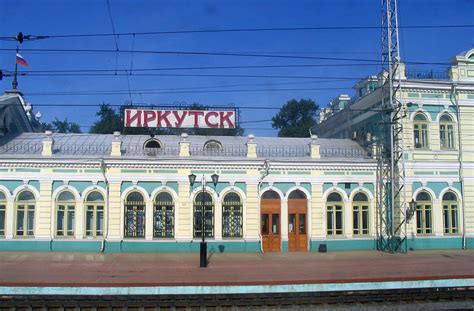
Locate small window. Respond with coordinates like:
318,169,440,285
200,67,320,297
203,140,223,152
327,192,342,202
414,113,428,121
416,191,431,202
86,191,104,202
353,192,368,201
442,192,457,201
413,113,429,149
58,191,75,202
262,190,280,200
288,190,306,199
439,114,453,122
144,139,162,156
154,192,174,238
18,191,35,201
222,192,243,238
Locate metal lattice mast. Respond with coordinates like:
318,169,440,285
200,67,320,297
377,0,407,253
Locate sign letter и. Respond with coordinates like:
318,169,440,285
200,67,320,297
124,109,236,129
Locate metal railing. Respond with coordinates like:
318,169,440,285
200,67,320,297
258,145,310,158
406,69,449,81
54,143,111,155
320,147,370,158
190,145,247,157
0,141,42,154
123,144,179,157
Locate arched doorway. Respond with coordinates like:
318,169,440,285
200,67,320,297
288,190,308,251
261,190,281,252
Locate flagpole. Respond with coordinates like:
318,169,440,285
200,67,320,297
12,46,19,90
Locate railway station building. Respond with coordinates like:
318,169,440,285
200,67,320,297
0,49,472,253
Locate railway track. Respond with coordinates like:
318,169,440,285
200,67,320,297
1,287,473,310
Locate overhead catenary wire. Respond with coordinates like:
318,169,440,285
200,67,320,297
0,24,472,40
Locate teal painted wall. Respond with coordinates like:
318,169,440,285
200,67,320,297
121,181,134,193
310,239,376,252
234,182,247,193
52,180,63,193
68,181,92,194
281,241,288,252
273,182,296,196
0,180,23,192
166,181,179,194
407,237,463,250
29,180,40,191
137,181,162,194
301,183,311,194
323,183,333,193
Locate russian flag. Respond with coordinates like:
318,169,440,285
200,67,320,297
16,53,28,66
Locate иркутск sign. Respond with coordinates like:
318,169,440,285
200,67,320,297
124,108,236,129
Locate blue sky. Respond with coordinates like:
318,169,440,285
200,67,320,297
1,0,473,136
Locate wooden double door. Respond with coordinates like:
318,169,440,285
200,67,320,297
288,198,308,251
261,198,281,252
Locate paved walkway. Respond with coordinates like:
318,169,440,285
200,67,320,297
0,250,473,287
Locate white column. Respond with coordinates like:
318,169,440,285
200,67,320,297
344,200,352,237
281,199,288,243
5,199,14,239
75,200,84,239
433,199,443,236
145,199,153,240
214,196,222,240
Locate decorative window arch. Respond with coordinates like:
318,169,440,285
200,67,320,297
153,191,174,238
439,114,455,149
413,112,429,149
56,190,76,237
352,192,369,235
442,191,458,234
143,138,162,156
203,140,223,153
0,191,6,236
288,189,307,199
261,190,281,200
415,191,432,234
222,192,243,238
85,191,105,237
15,190,36,237
326,192,343,236
124,191,145,238
193,192,214,238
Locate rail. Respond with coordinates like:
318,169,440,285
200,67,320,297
190,145,247,157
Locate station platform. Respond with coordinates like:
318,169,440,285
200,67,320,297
0,250,473,296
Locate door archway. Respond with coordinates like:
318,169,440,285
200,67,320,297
261,190,281,252
288,190,308,251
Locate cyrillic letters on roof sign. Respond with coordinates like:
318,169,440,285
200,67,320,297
124,109,236,129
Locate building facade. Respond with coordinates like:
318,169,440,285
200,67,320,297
0,49,472,253
314,49,474,250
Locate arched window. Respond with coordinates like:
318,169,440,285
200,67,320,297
193,192,214,238
124,191,145,238
222,192,243,238
327,192,343,236
85,191,105,237
413,113,429,149
261,190,280,200
352,192,369,235
203,140,223,154
144,139,162,156
288,190,306,199
415,191,432,234
154,192,174,238
442,191,458,234
16,190,35,237
0,191,6,236
56,191,76,237
439,114,455,149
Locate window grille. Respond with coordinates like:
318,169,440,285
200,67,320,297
0,191,5,236
222,192,243,238
193,192,214,238
154,192,174,238
124,192,145,238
